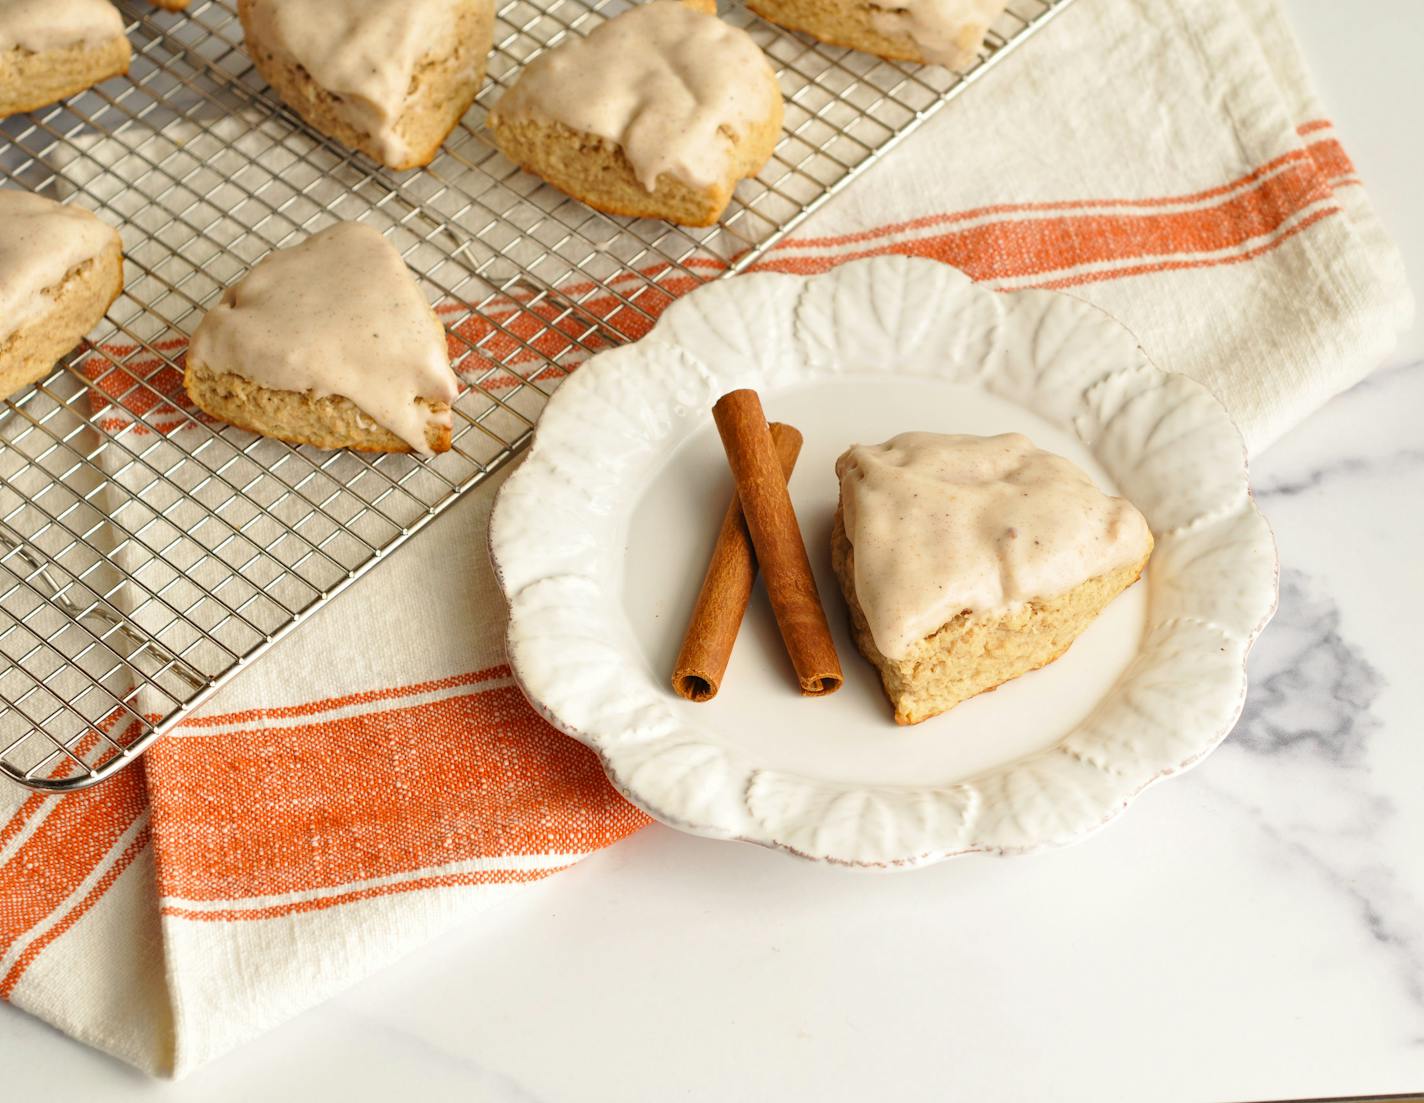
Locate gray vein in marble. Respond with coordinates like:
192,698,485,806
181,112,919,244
1211,569,1424,1028
1202,774,1424,1040
1234,570,1384,766
1253,359,1424,498
1253,447,1424,499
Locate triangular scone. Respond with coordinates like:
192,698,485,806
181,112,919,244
0,0,131,118
1,190,123,402
832,433,1154,725
488,0,783,227
748,0,1007,71
185,222,460,455
238,0,494,170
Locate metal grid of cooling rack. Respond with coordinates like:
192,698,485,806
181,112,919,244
0,0,1076,792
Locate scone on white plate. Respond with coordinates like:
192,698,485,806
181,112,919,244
0,190,123,403
0,0,131,118
238,0,494,170
748,0,1008,71
184,221,461,455
832,432,1154,725
489,0,783,227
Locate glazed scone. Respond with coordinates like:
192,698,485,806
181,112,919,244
0,0,131,118
488,0,783,227
185,222,461,454
832,432,1154,725
748,0,1007,71
238,0,494,170
1,190,123,402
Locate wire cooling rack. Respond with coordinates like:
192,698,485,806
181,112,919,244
0,0,1076,792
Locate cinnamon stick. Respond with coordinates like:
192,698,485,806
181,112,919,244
711,390,842,697
672,422,804,702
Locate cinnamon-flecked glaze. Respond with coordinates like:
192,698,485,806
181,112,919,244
0,0,124,52
836,432,1153,659
188,222,459,454
868,0,1007,69
241,0,472,166
489,0,777,192
0,190,118,345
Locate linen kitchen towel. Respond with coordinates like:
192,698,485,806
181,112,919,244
0,0,1409,1076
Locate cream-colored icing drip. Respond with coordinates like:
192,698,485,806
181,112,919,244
867,0,1007,70
243,0,468,165
0,190,117,344
491,0,775,192
837,432,1152,659
188,222,459,454
0,0,124,52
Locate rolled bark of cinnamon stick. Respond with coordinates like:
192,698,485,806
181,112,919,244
711,390,843,697
672,422,803,702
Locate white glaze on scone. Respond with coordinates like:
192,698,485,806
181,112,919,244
0,0,124,52
0,189,118,344
489,0,777,192
188,222,459,454
836,431,1153,660
241,0,472,166
867,0,1007,69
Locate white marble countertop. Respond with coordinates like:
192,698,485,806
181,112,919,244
3,2,1421,1099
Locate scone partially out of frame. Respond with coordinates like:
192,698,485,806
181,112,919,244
832,432,1153,725
0,0,131,118
488,0,783,227
1,190,123,403
238,0,494,170
185,222,460,455
747,0,1008,71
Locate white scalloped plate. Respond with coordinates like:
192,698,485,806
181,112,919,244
489,257,1278,869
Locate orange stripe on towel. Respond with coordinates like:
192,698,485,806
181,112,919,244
143,680,649,912
756,156,1338,280
771,136,1351,251
161,863,578,922
1030,204,1341,290
0,824,151,1000
0,765,146,964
